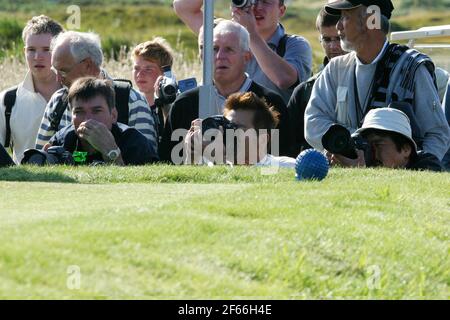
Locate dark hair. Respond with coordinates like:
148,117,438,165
22,15,64,43
362,128,415,154
68,77,115,112
316,7,341,31
223,92,279,130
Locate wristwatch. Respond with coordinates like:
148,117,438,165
105,148,121,162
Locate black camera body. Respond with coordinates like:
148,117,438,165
202,115,239,146
322,124,374,166
157,65,178,105
21,146,74,165
232,0,257,8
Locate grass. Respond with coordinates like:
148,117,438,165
0,165,449,299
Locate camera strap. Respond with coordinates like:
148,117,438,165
353,65,375,127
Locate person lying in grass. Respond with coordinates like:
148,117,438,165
44,77,158,165
184,91,296,167
329,108,444,171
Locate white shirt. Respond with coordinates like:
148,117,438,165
0,71,50,163
255,154,296,168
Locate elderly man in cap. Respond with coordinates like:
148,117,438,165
332,107,443,171
304,0,450,164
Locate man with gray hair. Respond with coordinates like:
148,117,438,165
304,0,450,164
160,19,291,162
35,31,158,157
173,0,312,103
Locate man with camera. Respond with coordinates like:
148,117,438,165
305,0,450,164
173,0,312,103
39,77,158,166
35,31,158,158
161,20,291,163
132,38,176,146
184,92,296,167
325,108,443,171
287,6,347,157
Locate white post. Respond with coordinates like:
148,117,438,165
199,0,216,119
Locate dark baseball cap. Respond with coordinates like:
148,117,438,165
325,0,394,19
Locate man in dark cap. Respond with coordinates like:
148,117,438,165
304,0,450,165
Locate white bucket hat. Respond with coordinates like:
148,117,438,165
355,108,417,151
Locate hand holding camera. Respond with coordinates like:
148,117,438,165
231,0,257,34
77,120,117,156
322,124,374,167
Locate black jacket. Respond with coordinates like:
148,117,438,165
160,81,292,162
286,57,331,157
286,73,320,157
50,123,158,165
407,151,443,172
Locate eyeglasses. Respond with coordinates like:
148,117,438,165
51,58,87,78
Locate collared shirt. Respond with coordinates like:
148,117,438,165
245,24,312,103
35,73,158,157
214,75,253,112
0,71,55,163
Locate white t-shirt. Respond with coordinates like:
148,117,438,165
0,71,49,163
255,154,296,168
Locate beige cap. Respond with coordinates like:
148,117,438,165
355,108,417,151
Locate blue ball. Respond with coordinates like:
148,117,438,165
295,149,329,181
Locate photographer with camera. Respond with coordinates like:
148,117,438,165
173,0,312,103
132,38,177,145
305,0,450,163
35,31,158,158
323,108,443,171
38,77,158,166
161,20,291,163
184,92,296,167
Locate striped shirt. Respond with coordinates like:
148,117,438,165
35,86,158,156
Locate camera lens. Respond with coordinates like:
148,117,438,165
163,85,177,96
322,124,358,159
26,153,47,165
232,0,249,8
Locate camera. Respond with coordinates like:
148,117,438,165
21,146,75,165
322,124,374,166
202,115,239,146
232,0,257,8
157,65,178,105
155,66,197,106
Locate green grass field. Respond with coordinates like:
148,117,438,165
0,165,448,299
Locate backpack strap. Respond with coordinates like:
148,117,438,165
3,86,18,148
46,79,132,131
445,82,450,125
48,90,69,133
113,79,132,125
276,34,289,58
